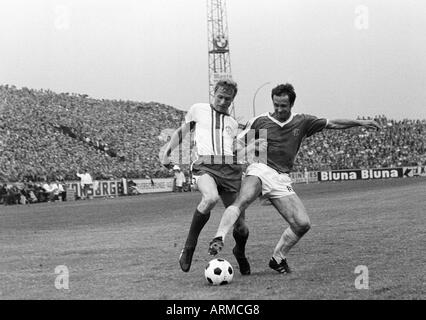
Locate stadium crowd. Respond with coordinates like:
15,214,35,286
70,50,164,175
0,85,186,183
1,85,425,196
0,179,67,205
295,115,426,172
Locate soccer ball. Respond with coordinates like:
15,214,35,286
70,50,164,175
204,258,234,285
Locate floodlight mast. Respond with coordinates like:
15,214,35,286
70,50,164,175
207,0,235,118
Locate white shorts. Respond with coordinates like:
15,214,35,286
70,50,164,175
246,163,296,199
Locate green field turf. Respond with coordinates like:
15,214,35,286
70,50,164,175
1,177,425,300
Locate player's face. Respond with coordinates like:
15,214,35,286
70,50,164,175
272,94,293,121
213,87,235,111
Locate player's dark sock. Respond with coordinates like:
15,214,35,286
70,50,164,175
179,247,195,272
184,209,211,249
232,229,250,275
179,209,210,272
233,228,249,256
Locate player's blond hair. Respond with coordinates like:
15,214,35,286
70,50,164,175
214,79,238,98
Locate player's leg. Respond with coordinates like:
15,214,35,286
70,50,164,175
268,194,311,273
179,173,220,272
219,191,250,255
85,185,91,199
80,185,85,199
219,191,251,275
209,176,262,254
85,184,90,199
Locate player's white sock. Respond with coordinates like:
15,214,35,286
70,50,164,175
215,206,241,241
273,227,300,262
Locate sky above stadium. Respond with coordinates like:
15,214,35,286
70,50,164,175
1,0,426,122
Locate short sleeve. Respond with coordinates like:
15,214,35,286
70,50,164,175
304,114,328,137
184,104,198,124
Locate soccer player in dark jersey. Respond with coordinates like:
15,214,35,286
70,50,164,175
208,83,380,273
161,79,251,275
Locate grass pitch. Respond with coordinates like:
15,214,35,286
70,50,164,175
1,177,425,300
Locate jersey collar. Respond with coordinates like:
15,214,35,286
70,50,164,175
267,112,296,127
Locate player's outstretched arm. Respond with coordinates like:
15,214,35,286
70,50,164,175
161,122,191,167
326,119,380,130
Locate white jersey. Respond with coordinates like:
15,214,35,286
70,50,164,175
76,172,93,186
185,103,238,157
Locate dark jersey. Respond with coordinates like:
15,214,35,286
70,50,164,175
238,112,328,173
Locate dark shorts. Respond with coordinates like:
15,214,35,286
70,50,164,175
192,157,243,194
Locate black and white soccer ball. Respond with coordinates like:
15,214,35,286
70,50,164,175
204,258,234,285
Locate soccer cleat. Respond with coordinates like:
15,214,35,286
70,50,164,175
232,247,251,275
208,237,224,256
179,247,195,272
268,257,292,274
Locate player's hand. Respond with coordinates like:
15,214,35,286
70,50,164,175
362,120,380,130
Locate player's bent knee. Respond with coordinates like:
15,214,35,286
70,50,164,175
236,196,254,211
201,194,220,209
295,220,311,236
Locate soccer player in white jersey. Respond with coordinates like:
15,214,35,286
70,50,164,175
161,80,251,275
208,83,380,273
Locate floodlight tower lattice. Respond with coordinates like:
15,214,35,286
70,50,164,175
207,0,235,117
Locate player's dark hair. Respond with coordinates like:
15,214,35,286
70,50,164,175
214,79,238,98
271,83,296,105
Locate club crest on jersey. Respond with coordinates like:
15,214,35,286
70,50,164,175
225,126,234,137
293,128,300,137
